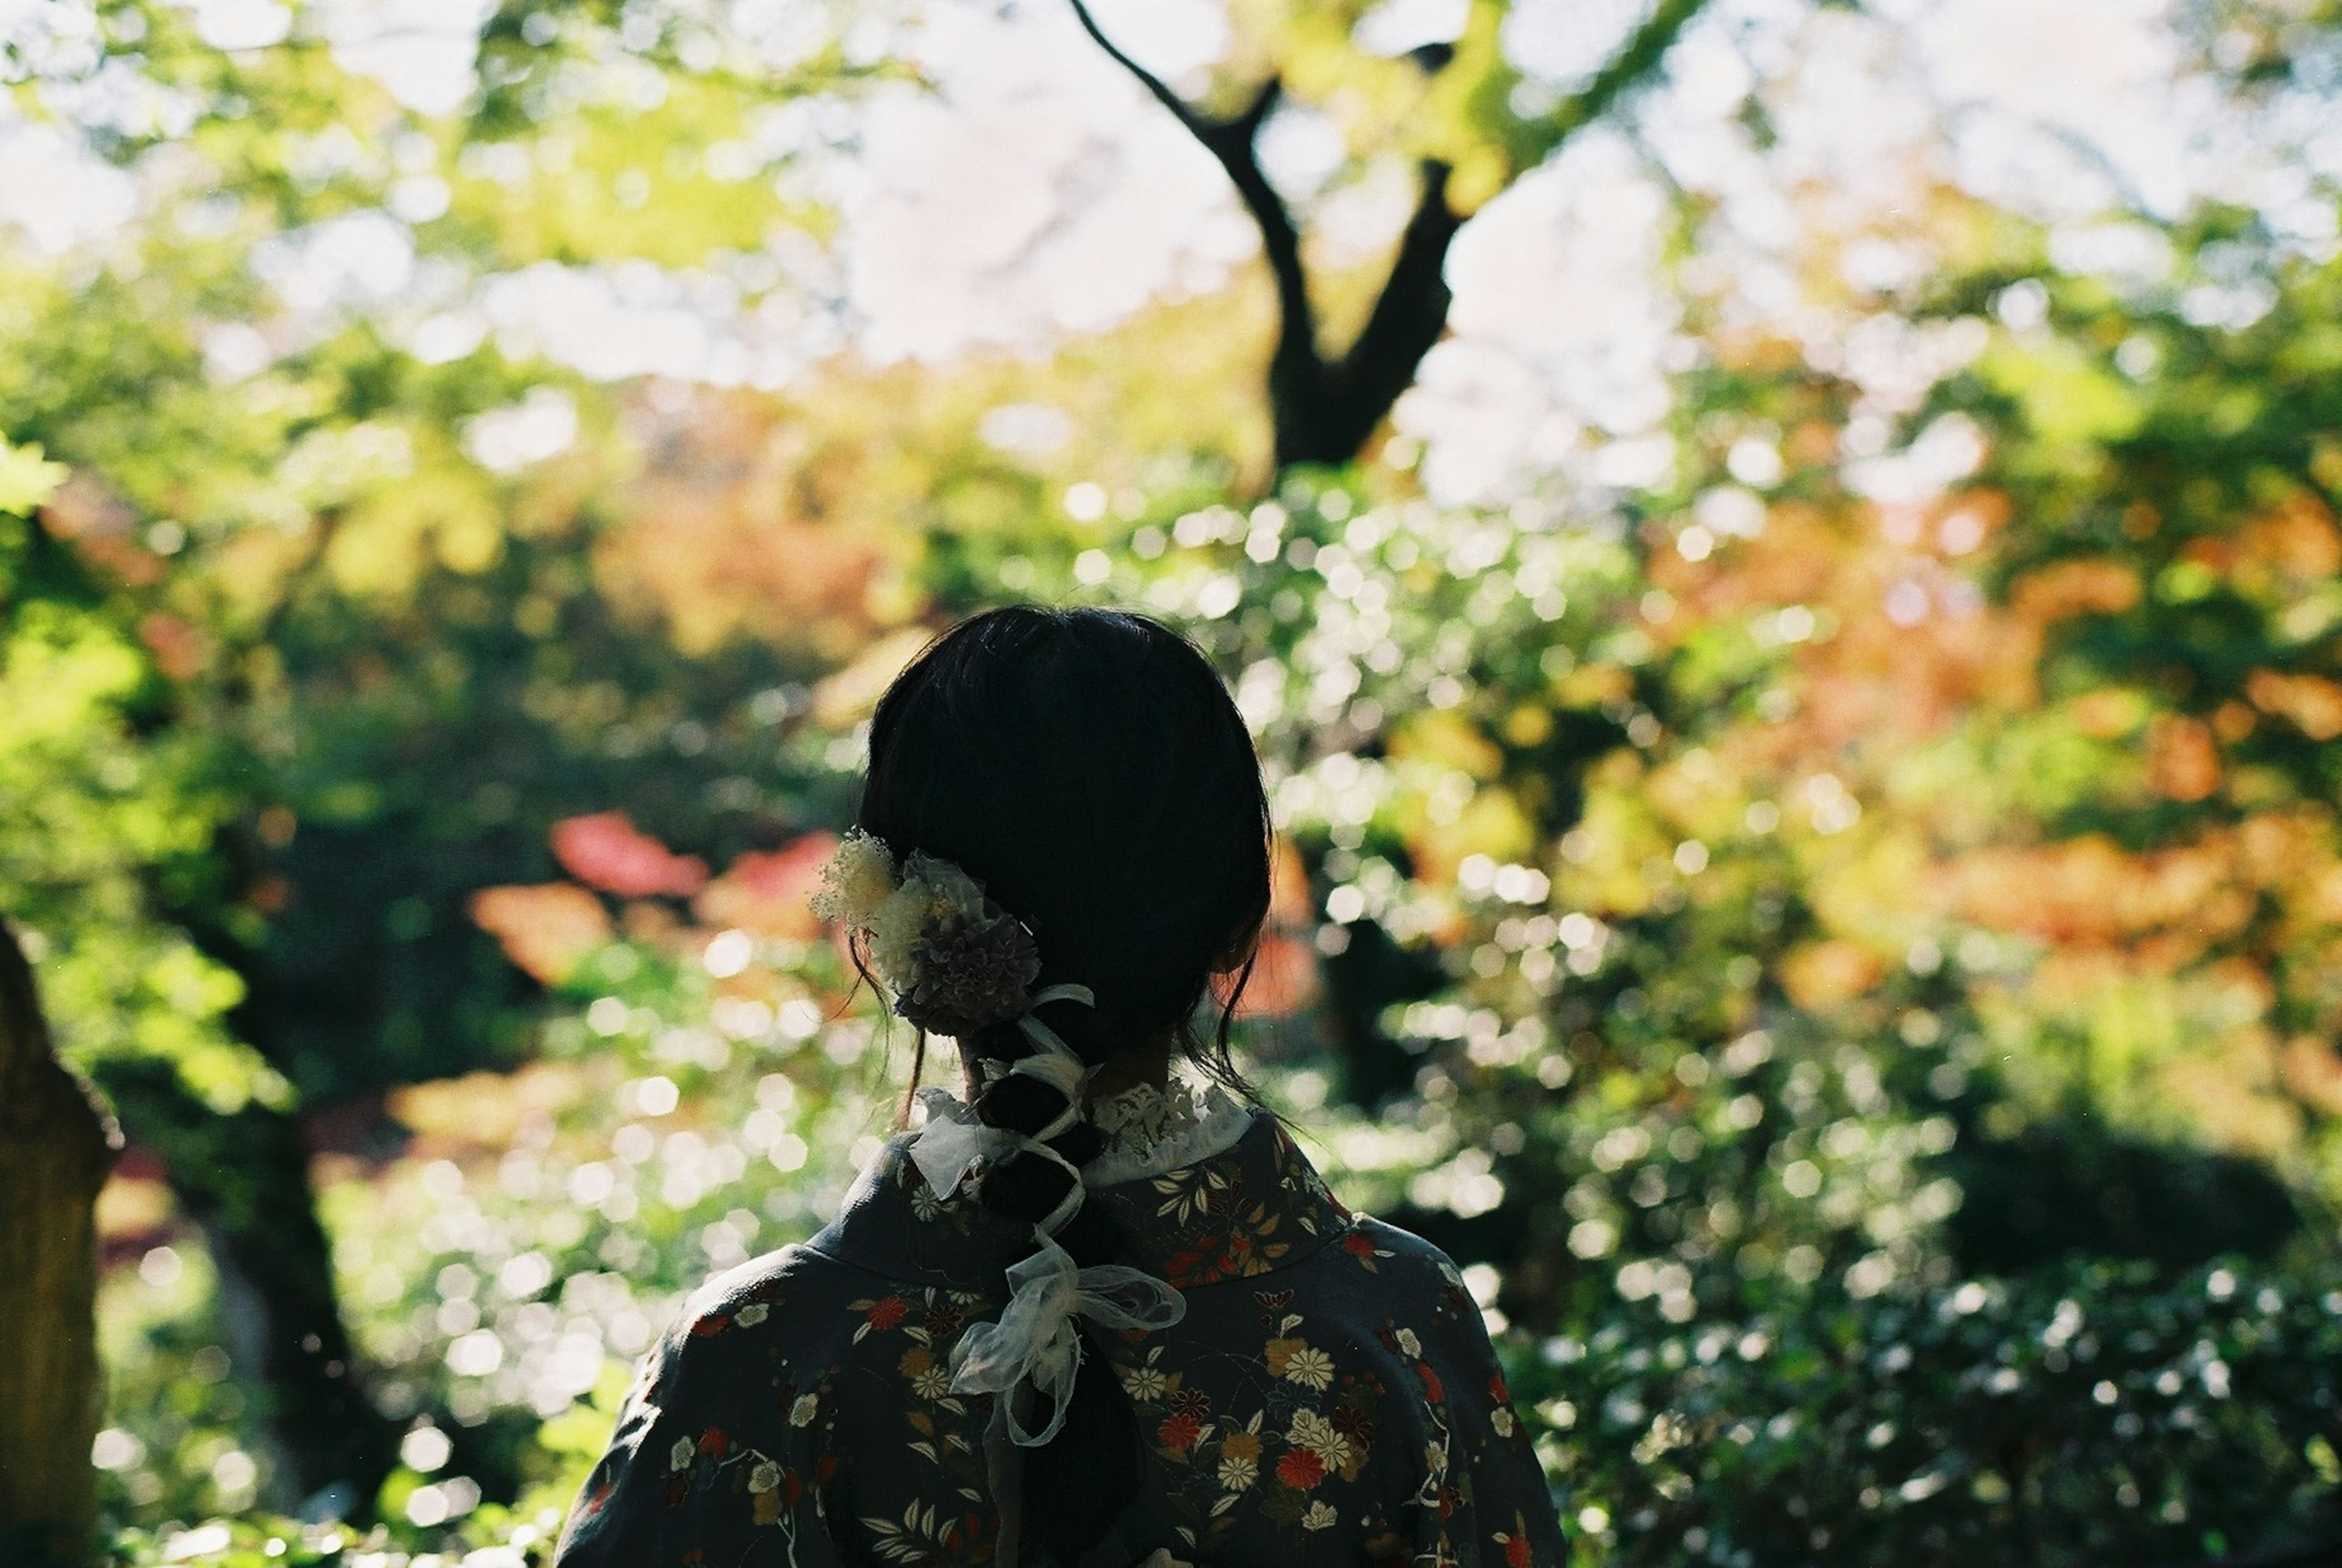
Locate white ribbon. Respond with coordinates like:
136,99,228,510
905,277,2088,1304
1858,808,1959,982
911,982,1186,1455
948,1234,1187,1446
1001,986,1096,1233
906,1087,1012,1200
908,1094,1084,1231
909,984,1098,1208
1012,984,1094,1062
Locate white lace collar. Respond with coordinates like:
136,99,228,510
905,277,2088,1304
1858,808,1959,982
1081,1070,1253,1187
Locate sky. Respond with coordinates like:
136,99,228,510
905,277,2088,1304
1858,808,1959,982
1,0,2332,504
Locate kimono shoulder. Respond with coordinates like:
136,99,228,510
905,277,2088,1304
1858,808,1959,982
554,1241,994,1568
555,1116,1567,1567
1122,1211,1561,1567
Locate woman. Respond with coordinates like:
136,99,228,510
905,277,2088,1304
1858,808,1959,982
556,607,1565,1567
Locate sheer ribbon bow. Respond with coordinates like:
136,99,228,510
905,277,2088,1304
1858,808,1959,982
948,1234,1186,1445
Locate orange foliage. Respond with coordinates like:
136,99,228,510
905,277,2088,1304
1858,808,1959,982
693,834,837,941
812,628,936,729
2069,690,2143,739
2235,812,2326,886
1803,604,2036,751
2305,864,2342,924
598,392,889,659
469,882,614,984
138,612,208,680
1783,420,1840,470
2246,669,2342,742
2279,1036,2342,1118
2146,715,2221,802
2179,535,2235,573
1658,503,1839,620
2008,558,2141,622
1941,834,2252,952
1235,933,1322,1022
389,1062,599,1159
1666,495,2039,764
1233,839,1322,1020
2236,493,2342,584
1780,940,1883,1009
618,898,687,946
41,473,162,587
2156,1047,2303,1160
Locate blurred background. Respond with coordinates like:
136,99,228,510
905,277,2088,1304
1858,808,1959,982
4,0,2342,1563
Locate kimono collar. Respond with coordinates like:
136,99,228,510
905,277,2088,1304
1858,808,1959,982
806,1108,1353,1295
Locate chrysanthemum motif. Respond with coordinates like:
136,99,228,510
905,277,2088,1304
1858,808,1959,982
1287,1408,1353,1471
893,907,1041,1037
1281,1345,1335,1391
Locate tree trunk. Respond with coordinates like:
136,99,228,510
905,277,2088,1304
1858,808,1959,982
92,1056,398,1515
0,918,120,1568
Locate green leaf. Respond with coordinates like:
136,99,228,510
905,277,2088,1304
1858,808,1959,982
0,435,69,517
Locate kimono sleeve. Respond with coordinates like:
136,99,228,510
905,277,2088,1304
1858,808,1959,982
1361,1228,1569,1568
554,1258,850,1568
1418,1292,1569,1567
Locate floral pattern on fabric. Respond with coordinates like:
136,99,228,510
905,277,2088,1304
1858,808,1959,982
554,1111,1565,1568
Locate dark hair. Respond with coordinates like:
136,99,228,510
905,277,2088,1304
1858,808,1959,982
855,605,1272,1563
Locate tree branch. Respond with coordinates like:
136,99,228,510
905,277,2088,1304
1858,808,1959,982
1292,159,1452,470
1542,0,1710,151
1066,0,1320,428
1068,0,1709,473
1200,77,1316,375
1064,0,1210,138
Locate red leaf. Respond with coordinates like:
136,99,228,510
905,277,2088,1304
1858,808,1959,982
551,811,709,897
693,833,836,939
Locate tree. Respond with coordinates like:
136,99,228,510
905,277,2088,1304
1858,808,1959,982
1070,0,1710,472
0,917,117,1567
2,0,869,1513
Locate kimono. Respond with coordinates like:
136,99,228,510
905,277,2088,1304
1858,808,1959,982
555,1108,1567,1567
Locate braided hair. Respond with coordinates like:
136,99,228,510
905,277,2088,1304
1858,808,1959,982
856,607,1272,1563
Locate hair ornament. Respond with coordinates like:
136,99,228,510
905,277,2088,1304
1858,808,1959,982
815,828,1048,1038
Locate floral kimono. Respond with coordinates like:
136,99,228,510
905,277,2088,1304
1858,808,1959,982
555,1099,1567,1567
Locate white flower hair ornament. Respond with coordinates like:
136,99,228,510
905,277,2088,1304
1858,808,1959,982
813,828,1072,1039
809,827,1186,1449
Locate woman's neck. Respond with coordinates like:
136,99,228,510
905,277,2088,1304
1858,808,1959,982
961,1033,1175,1104
1082,1037,1175,1103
